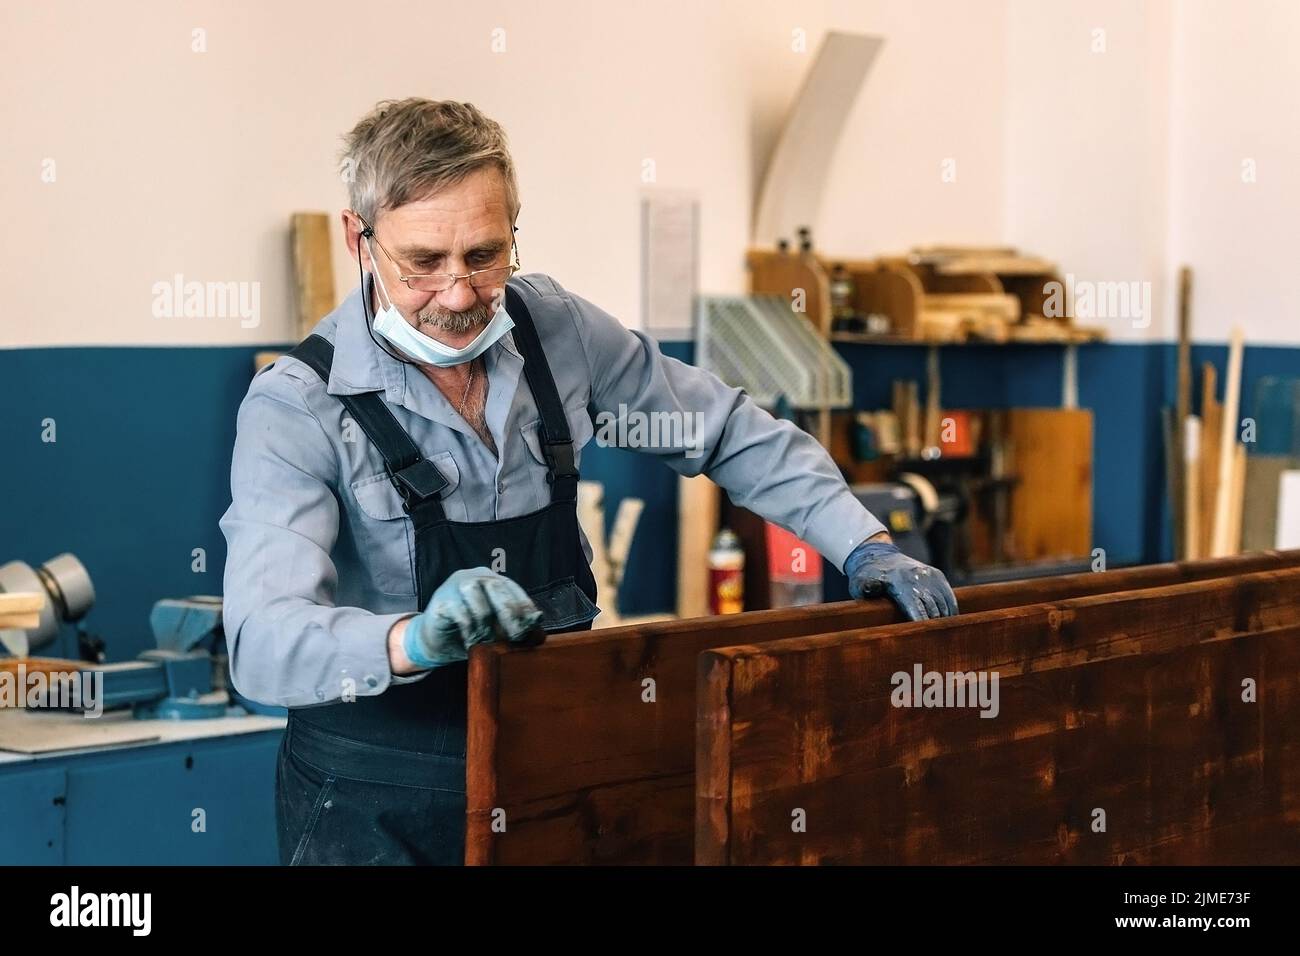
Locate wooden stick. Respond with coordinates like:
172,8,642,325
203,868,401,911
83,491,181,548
924,346,941,450
1173,267,1192,558
1227,443,1247,555
676,476,718,618
1162,406,1177,552
1212,327,1245,556
1199,363,1221,558
1184,416,1201,560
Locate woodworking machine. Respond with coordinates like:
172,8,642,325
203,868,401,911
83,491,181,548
0,554,276,719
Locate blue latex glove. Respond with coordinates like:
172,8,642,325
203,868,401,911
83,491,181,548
844,539,959,621
403,567,544,669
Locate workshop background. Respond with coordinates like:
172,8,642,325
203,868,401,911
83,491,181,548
1,0,1297,864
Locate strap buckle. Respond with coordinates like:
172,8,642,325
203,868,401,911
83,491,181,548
543,440,578,484
389,458,449,509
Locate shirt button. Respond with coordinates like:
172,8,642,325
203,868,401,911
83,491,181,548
497,479,506,494
365,674,379,689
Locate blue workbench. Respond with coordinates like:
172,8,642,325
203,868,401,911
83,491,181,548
0,709,284,865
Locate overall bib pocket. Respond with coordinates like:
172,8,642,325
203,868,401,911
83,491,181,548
528,575,601,631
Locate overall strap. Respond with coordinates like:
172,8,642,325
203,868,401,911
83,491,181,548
284,335,449,525
505,284,580,504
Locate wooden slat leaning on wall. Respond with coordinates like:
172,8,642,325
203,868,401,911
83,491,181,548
256,212,338,371
465,549,1300,865
696,566,1300,865
291,212,336,341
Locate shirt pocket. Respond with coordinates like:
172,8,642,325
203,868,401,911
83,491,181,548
348,452,464,595
519,406,595,507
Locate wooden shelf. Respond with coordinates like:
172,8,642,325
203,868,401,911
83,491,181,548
747,246,1108,345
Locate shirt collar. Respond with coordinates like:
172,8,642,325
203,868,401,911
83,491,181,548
327,275,524,399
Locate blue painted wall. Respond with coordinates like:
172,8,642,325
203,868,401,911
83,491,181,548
2,340,1298,662
0,342,690,659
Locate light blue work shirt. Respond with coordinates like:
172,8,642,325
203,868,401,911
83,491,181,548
219,273,886,708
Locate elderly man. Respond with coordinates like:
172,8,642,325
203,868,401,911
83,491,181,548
220,98,956,866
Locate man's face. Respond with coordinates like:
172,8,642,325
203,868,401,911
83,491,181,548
345,165,515,344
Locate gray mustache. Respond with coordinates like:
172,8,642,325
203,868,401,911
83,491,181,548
416,302,491,335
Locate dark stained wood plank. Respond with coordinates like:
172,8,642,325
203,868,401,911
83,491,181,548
466,550,1300,864
696,566,1300,864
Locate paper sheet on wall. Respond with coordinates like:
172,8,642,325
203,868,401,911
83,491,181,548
1277,470,1300,549
640,191,698,340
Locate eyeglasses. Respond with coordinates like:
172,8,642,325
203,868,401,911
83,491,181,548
356,213,520,293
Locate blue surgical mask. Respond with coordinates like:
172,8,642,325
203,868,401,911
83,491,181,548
366,238,514,367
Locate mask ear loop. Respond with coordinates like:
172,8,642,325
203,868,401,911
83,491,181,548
356,220,415,366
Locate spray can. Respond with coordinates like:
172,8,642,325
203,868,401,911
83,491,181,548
708,529,745,615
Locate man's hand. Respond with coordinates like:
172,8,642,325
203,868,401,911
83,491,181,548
844,536,958,621
400,567,544,669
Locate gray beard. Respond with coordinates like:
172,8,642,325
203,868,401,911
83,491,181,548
416,301,491,336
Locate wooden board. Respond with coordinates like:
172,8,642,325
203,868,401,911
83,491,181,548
676,476,719,618
697,565,1300,864
0,593,44,615
921,293,1020,322
0,658,87,710
0,657,83,676
0,710,161,752
291,212,336,340
1003,409,1092,561
1185,416,1202,562
1212,328,1245,556
852,265,921,339
466,550,1300,864
1227,443,1247,555
1173,267,1192,559
932,256,1056,276
1199,363,1223,559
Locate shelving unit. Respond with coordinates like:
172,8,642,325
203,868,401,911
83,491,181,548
746,245,1106,346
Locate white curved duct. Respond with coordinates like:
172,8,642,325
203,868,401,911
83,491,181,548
752,32,884,247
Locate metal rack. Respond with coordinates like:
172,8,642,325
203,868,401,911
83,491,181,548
695,294,851,411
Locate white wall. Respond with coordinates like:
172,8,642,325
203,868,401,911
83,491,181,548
0,0,1005,348
2,0,1296,348
1163,0,1300,346
814,0,1008,254
1002,0,1300,345
1002,0,1172,343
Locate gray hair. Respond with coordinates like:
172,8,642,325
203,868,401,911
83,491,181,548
340,98,519,225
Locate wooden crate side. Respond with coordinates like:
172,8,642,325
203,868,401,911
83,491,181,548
701,567,1300,864
468,551,1300,864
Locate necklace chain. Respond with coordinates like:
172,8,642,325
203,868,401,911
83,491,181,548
457,361,477,416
